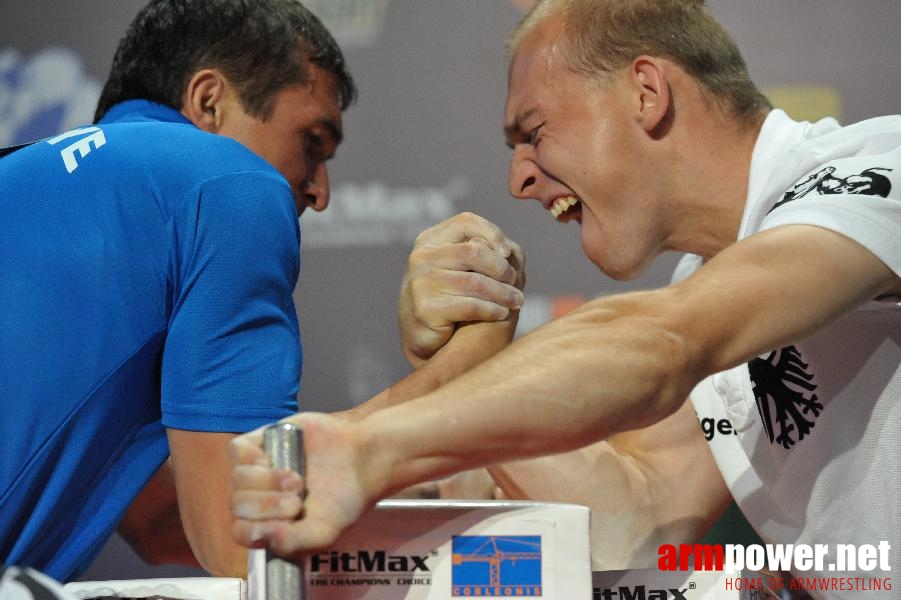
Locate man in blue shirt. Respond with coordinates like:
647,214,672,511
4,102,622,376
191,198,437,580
0,0,526,581
0,0,355,581
1,0,527,581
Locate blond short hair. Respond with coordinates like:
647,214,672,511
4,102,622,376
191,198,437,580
508,0,771,126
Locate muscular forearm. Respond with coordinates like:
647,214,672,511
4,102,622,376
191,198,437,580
363,289,700,497
229,226,898,560
489,447,653,570
365,226,901,497
487,400,730,570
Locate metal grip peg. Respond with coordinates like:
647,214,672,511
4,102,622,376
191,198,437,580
263,423,305,600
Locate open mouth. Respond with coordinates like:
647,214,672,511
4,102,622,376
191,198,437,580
550,195,582,223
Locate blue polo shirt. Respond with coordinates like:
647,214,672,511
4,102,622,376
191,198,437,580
0,100,301,580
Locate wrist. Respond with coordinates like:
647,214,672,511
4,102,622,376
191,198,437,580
429,320,515,382
353,416,400,502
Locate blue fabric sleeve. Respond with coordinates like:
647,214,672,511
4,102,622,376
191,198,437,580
162,170,301,432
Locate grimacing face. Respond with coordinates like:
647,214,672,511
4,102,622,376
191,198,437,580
503,18,670,281
217,66,344,216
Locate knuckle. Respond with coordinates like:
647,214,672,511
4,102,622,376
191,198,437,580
405,248,427,271
407,280,435,311
460,240,485,263
410,298,438,327
414,222,441,246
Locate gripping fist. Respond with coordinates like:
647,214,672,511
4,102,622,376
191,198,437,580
398,212,525,367
230,413,382,559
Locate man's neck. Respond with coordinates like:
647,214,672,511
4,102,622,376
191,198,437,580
664,109,767,260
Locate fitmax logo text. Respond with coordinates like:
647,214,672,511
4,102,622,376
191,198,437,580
310,550,431,573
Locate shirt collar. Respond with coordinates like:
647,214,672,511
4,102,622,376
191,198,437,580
746,110,813,207
738,109,819,238
98,100,193,126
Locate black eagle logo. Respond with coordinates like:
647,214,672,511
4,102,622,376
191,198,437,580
748,346,822,448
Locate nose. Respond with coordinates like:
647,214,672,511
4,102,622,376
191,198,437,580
508,144,539,201
301,161,330,213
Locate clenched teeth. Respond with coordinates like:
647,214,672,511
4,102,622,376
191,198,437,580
550,196,579,219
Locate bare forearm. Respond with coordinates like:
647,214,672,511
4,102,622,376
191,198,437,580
168,430,248,577
229,226,898,560
349,320,516,421
368,226,901,495
486,400,730,570
363,291,699,497
488,447,653,570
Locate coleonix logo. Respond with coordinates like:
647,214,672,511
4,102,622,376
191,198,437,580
451,535,542,597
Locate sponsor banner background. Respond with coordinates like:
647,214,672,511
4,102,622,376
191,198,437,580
2,0,899,581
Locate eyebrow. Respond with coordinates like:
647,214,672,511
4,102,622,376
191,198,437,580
503,107,538,148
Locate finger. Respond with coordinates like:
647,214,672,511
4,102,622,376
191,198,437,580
229,433,269,466
266,489,362,558
412,272,523,314
232,489,303,520
412,240,519,286
460,237,519,285
266,517,342,559
234,517,340,558
507,240,525,275
416,296,513,326
233,518,299,550
231,465,303,493
415,212,514,258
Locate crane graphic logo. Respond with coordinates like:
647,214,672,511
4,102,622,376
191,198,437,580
451,535,542,597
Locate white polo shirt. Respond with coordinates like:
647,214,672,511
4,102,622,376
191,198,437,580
678,110,901,598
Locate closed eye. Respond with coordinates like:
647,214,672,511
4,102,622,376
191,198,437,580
306,132,337,162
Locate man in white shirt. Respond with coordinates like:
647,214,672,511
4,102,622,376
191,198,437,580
230,1,900,595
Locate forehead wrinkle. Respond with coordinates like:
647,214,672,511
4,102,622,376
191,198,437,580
504,17,570,147
504,59,564,147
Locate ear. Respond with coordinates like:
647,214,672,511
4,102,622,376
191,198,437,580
180,69,229,133
628,56,671,134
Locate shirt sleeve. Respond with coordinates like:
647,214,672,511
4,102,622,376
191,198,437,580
759,150,901,277
162,170,301,432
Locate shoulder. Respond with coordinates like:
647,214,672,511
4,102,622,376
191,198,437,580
99,120,295,219
752,114,901,221
103,118,280,179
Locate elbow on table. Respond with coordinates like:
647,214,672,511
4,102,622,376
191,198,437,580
193,544,248,579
